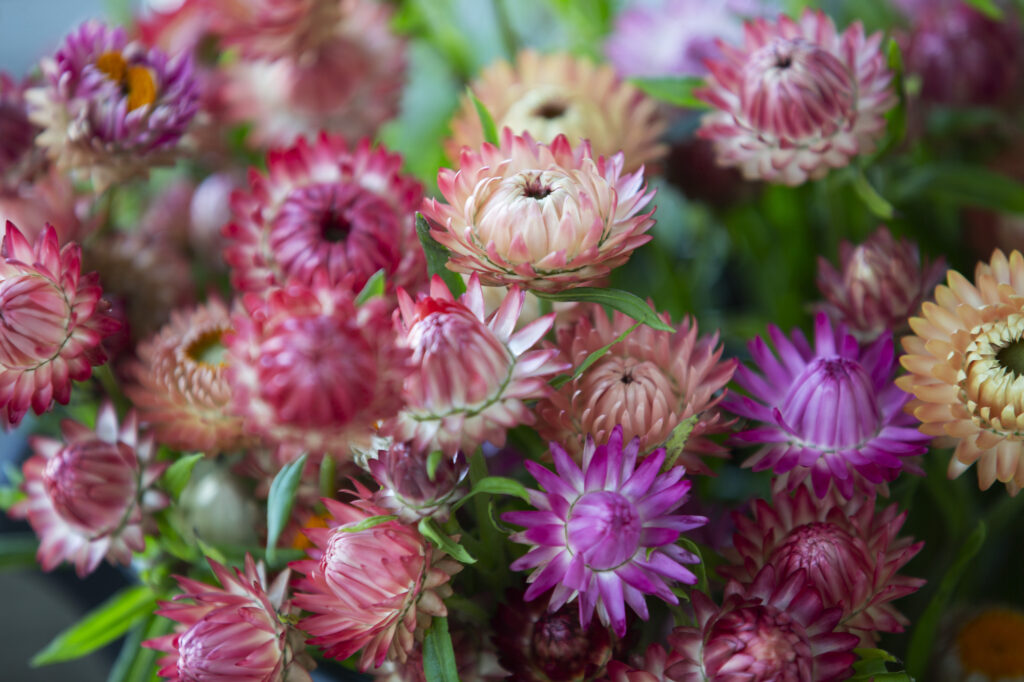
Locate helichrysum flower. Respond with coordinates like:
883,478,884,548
536,305,736,475
0,221,119,426
26,20,198,192
127,299,251,455
448,50,665,173
387,274,566,454
504,426,706,638
697,9,895,185
9,402,167,577
223,134,426,296
604,644,681,682
898,249,1024,494
723,486,924,644
936,606,1024,682
724,312,929,498
423,130,656,292
291,492,461,670
146,555,313,682
366,440,468,523
0,72,44,188
817,226,946,341
667,566,859,682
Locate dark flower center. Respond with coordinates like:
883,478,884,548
522,175,554,200
532,100,568,120
185,328,228,367
997,339,1024,378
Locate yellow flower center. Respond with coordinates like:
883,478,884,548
95,51,157,112
957,608,1024,677
960,314,1024,436
291,511,330,551
185,328,229,368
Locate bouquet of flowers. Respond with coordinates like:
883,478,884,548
1,0,1023,680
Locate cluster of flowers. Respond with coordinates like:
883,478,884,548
1,0,1023,680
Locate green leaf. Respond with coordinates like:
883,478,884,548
265,453,309,564
0,533,38,571
851,168,895,220
661,414,700,470
906,522,987,678
416,213,467,298
0,485,25,512
533,288,674,332
161,453,204,500
894,164,1024,213
422,616,460,682
849,648,913,680
418,518,476,563
467,88,500,146
355,268,387,304
319,454,337,499
452,475,530,512
338,515,399,533
964,0,1004,18
630,76,709,110
107,613,172,682
679,537,708,594
32,585,156,666
551,322,641,389
426,451,444,482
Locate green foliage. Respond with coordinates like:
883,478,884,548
534,287,674,332
468,88,500,145
419,518,477,563
160,453,204,500
265,454,309,564
452,476,530,512
416,214,468,298
661,415,700,470
850,648,914,681
631,77,709,110
355,269,387,304
550,322,641,389
422,617,460,682
0,534,38,571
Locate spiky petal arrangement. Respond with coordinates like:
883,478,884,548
898,249,1024,494
536,304,737,475
366,440,468,523
9,402,167,577
722,486,924,643
223,134,426,295
423,130,656,292
696,10,895,185
504,426,706,638
604,644,681,682
25,20,198,192
724,312,929,498
387,274,566,454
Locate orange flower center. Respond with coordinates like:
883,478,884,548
291,511,331,551
185,328,229,368
95,51,157,111
957,608,1024,676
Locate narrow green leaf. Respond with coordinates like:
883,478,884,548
422,616,460,682
895,164,1024,213
426,451,444,482
161,453,204,499
0,533,38,570
630,76,710,110
533,288,674,332
851,169,895,220
416,213,467,298
355,268,387,304
452,475,530,512
32,585,156,666
107,612,171,682
0,485,25,512
265,453,309,563
551,322,641,389
906,522,987,678
661,415,700,470
849,648,913,680
679,537,708,594
338,515,399,533
319,455,337,499
467,88,500,145
418,518,476,563
964,0,1003,18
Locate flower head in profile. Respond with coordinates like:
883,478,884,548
366,440,468,523
26,20,198,192
724,312,929,498
504,426,706,637
423,129,655,292
898,249,1024,495
697,10,895,185
9,403,166,577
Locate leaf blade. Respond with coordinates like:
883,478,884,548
416,213,467,298
630,76,710,110
265,453,309,563
533,287,673,332
160,453,204,500
422,616,460,682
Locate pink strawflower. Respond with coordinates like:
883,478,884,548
386,274,567,454
0,221,119,426
9,402,167,577
226,273,410,459
291,489,461,670
697,10,895,185
0,167,93,247
817,226,946,341
724,312,929,498
504,425,706,638
423,129,656,292
536,304,737,475
667,566,859,682
723,486,925,644
366,440,468,523
223,134,426,296
146,555,314,682
604,644,681,682
0,72,44,188
26,20,198,192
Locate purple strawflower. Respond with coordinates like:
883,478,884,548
26,20,198,192
723,312,929,499
503,425,706,638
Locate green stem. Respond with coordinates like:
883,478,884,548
851,168,895,221
93,364,130,415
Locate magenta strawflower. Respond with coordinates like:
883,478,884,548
697,9,895,185
504,425,706,638
146,555,314,682
366,440,468,523
9,402,167,577
724,312,929,498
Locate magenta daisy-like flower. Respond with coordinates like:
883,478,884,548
697,9,895,185
25,20,198,192
504,426,706,638
723,312,929,498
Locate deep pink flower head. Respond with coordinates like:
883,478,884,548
223,134,426,296
667,566,859,682
226,272,410,458
0,221,119,426
697,10,895,185
25,20,198,192
722,487,925,644
386,274,567,454
145,555,313,682
504,426,706,638
603,644,681,682
9,402,167,577
366,440,468,523
724,312,929,498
